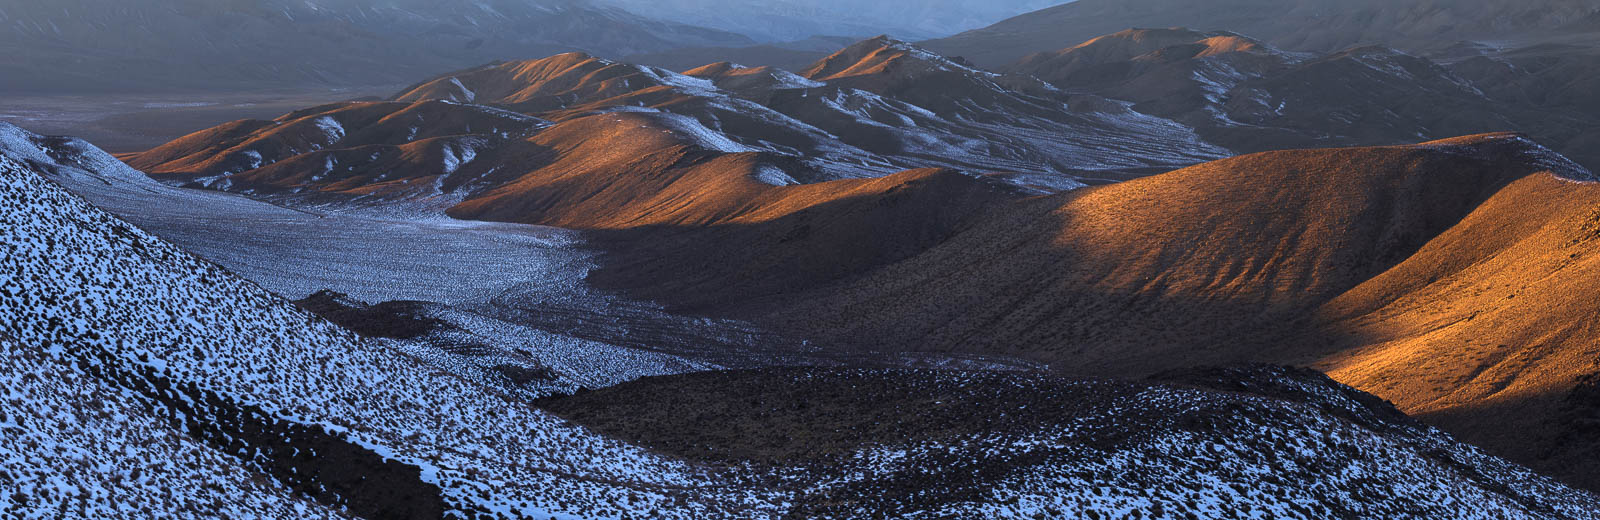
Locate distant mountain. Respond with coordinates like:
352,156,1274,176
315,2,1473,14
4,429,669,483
0,0,753,93
922,0,1600,67
1441,32,1600,161
124,37,1230,211
997,27,1600,170
593,0,1063,42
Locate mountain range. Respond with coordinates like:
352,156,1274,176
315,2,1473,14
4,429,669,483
923,0,1600,66
123,37,1230,206
11,0,1600,517
105,37,1600,494
16,119,1600,516
585,132,1600,492
99,33,1600,496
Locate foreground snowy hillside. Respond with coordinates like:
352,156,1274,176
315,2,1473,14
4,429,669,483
0,142,782,518
547,366,1600,519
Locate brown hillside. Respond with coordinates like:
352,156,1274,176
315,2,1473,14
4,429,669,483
797,36,1059,102
1007,28,1278,89
392,53,682,114
125,100,545,184
609,134,1571,368
591,133,1600,488
1293,159,1600,489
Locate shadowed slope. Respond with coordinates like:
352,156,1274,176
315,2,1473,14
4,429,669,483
683,62,825,95
613,134,1576,367
998,27,1600,168
594,132,1600,491
1004,28,1287,96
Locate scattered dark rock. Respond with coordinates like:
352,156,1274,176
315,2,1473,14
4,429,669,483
294,290,444,340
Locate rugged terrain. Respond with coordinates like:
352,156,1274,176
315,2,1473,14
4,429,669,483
124,37,1227,211
588,132,1600,493
10,122,1600,518
103,31,1600,493
538,365,1600,519
12,2,1600,516
998,27,1600,169
910,0,1600,170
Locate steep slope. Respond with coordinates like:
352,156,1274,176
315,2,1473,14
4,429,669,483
683,61,829,93
602,134,1577,362
797,36,1062,104
591,133,1600,490
921,0,1600,67
1290,143,1600,490
392,53,685,112
0,0,753,93
0,328,348,517
0,135,794,519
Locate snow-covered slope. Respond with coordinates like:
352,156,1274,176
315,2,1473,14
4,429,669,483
0,138,780,518
540,366,1600,519
0,333,347,518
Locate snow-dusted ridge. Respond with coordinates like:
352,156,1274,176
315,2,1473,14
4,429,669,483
0,149,778,517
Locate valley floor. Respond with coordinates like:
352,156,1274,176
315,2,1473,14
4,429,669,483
57,167,1039,394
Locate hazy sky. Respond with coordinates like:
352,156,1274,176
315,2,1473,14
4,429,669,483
593,0,1069,41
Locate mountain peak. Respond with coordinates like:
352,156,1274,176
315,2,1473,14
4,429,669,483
801,35,985,83
1030,27,1273,65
